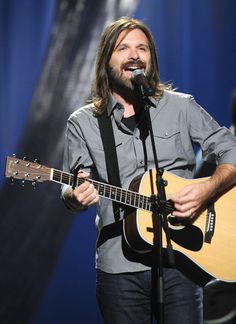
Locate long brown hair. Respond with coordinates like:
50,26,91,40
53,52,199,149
91,16,170,115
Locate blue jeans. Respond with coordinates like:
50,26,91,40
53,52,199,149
96,268,203,324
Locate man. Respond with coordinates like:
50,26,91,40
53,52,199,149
62,17,236,323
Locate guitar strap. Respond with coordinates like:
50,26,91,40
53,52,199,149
98,113,121,222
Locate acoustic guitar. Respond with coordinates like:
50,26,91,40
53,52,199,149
5,156,236,283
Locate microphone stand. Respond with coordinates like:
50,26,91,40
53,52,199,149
139,89,175,324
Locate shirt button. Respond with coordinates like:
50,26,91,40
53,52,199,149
165,132,168,136
140,161,144,164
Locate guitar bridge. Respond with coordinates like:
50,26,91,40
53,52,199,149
205,202,216,243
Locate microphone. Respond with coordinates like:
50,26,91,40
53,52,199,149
131,69,155,96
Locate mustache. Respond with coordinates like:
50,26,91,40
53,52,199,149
121,60,146,70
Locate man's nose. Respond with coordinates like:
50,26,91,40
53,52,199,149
128,48,139,60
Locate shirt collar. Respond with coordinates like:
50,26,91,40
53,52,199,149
107,93,118,117
106,93,160,131
106,93,124,124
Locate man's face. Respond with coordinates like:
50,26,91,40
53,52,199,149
108,28,151,92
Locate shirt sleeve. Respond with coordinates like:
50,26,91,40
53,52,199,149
186,96,236,166
61,113,94,211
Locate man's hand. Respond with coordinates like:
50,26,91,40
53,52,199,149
170,163,236,218
71,171,99,207
170,181,213,218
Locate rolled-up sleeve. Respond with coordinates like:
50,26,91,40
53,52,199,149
61,111,94,209
186,96,236,167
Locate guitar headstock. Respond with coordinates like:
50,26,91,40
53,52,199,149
5,156,51,184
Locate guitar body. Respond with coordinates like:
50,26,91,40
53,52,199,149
124,169,236,283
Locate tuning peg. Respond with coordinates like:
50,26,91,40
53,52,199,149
12,153,19,164
34,159,40,164
32,181,37,189
23,156,28,161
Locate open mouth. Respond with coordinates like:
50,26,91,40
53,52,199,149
122,65,145,78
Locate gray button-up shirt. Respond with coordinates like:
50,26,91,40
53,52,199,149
62,90,236,274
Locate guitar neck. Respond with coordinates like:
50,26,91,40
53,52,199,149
51,168,152,211
5,156,173,213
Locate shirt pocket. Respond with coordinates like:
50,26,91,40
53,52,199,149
152,127,184,163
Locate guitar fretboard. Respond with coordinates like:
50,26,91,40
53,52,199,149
52,169,153,211
4,156,175,215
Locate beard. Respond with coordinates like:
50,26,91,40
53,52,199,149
108,65,134,93
107,60,152,99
